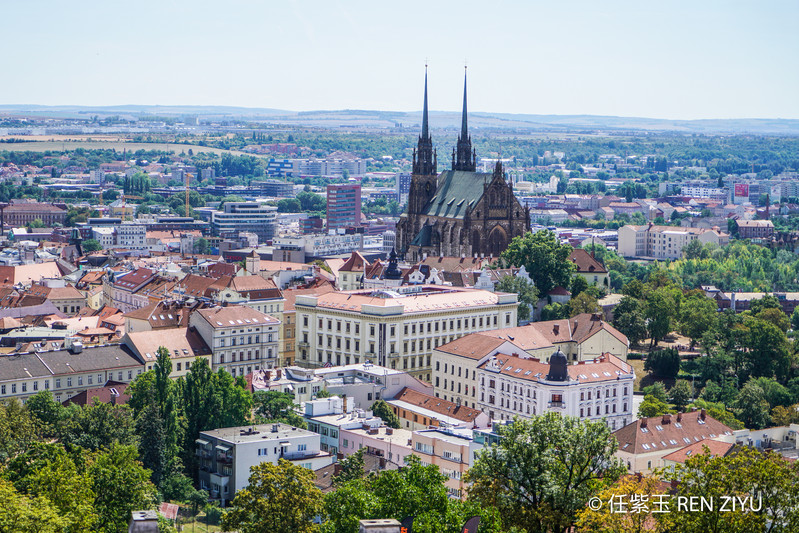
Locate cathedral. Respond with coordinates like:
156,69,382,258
396,69,530,262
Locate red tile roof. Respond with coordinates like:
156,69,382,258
661,438,735,464
391,387,482,423
613,411,734,456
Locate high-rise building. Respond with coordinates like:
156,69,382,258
211,202,277,243
326,183,361,230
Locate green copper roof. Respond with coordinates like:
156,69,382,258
409,224,432,247
422,170,489,219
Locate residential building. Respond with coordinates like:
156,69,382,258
387,387,490,431
189,305,281,377
613,410,734,474
211,202,277,243
339,425,413,468
123,327,212,376
294,285,518,381
327,183,361,230
0,342,144,403
411,428,483,499
282,285,336,366
618,224,730,259
432,313,629,409
115,223,148,250
569,248,609,289
272,232,366,259
304,396,383,458
735,219,774,240
337,251,369,290
475,350,634,429
27,281,86,315
197,423,334,506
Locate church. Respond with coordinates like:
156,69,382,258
396,69,531,262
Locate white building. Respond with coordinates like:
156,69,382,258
211,202,277,243
189,305,281,376
197,423,334,506
476,349,635,430
295,285,518,381
617,224,730,260
115,223,147,250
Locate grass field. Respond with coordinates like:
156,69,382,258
0,138,267,158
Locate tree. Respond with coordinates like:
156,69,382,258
24,390,66,438
669,380,692,410
743,316,790,379
662,446,799,532
642,382,668,403
0,477,67,532
323,455,500,533
332,448,365,487
734,381,771,429
645,288,678,347
749,294,781,315
89,444,158,533
253,390,305,428
541,302,569,321
644,348,680,379
58,401,137,451
570,275,589,298
682,238,704,259
135,404,167,486
612,296,647,346
575,474,670,533
222,459,322,533
370,399,400,429
465,413,625,533
194,237,210,255
756,307,790,333
679,295,717,348
0,399,40,464
496,274,538,324
82,239,103,252
638,394,672,418
501,230,575,297
567,292,600,317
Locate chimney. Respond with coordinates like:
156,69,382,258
636,472,642,482
640,418,648,429
265,370,271,380
276,368,282,380
676,412,682,423
700,409,706,421
662,414,671,424
553,324,559,335
342,396,348,414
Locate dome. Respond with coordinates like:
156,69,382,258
546,348,569,382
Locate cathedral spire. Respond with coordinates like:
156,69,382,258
453,66,476,172
413,65,436,176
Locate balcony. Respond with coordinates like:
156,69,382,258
281,450,321,461
548,401,565,408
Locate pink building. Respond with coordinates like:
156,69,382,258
339,426,413,468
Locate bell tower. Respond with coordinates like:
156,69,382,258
452,66,476,172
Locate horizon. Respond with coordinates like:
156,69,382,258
2,1,797,121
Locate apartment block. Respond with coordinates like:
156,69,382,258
618,224,729,259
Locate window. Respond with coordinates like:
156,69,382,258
176,363,182,371
11,384,16,393
0,385,5,395
21,383,27,393
66,378,72,388
33,381,38,391
298,444,307,451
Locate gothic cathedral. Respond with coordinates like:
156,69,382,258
396,69,531,262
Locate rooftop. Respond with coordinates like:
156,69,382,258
200,423,317,444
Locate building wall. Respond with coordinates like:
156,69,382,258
296,298,518,382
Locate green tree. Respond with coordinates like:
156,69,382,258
567,292,601,317
332,448,365,487
644,348,681,379
496,274,538,323
570,275,589,298
194,237,210,255
465,413,625,533
645,287,678,347
0,477,67,532
501,230,575,296
642,382,668,403
669,380,692,410
743,316,790,379
541,302,569,321
222,459,322,533
89,444,158,533
749,294,781,315
82,238,103,252
612,296,647,346
135,404,167,486
638,394,672,418
661,446,799,532
575,475,670,533
679,295,717,348
59,401,137,451
734,381,771,429
24,390,66,438
253,390,305,428
0,400,40,464
370,399,400,429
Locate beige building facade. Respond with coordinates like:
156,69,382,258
295,285,518,382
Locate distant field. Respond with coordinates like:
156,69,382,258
0,138,266,158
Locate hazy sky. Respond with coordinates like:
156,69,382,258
3,0,798,119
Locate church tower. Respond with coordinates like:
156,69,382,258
407,67,438,215
452,67,476,172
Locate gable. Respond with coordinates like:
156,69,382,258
422,170,490,219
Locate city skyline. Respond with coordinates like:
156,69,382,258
2,0,798,120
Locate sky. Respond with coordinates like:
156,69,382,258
3,0,798,120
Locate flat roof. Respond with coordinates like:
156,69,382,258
200,423,315,444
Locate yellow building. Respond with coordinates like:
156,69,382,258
295,285,518,382
569,249,609,289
